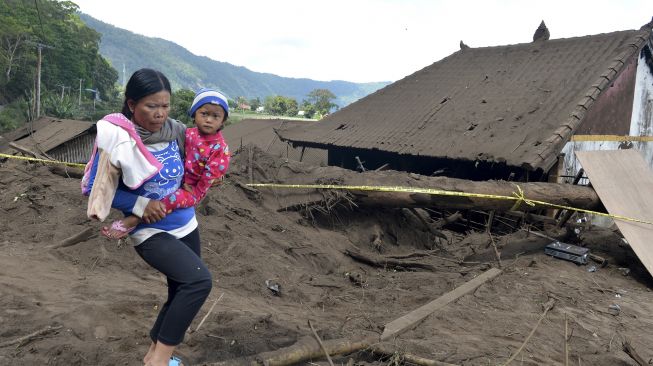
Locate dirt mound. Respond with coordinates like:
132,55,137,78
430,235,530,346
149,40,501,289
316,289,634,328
1,146,653,365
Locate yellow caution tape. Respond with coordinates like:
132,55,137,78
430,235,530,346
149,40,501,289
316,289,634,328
1,151,649,225
0,153,86,168
247,183,653,226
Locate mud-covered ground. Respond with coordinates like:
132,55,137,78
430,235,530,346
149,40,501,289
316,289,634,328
1,147,652,365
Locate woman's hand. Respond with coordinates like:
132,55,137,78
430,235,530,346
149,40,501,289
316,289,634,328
142,200,167,223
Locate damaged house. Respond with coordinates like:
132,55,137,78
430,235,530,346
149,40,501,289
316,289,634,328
222,118,327,166
0,116,96,164
278,21,653,182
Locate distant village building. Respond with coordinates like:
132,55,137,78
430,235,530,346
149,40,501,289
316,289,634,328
278,21,653,183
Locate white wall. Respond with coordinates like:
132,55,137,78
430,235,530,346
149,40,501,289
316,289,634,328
561,46,653,183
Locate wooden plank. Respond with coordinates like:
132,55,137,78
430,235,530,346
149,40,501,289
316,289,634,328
380,267,502,341
575,149,653,277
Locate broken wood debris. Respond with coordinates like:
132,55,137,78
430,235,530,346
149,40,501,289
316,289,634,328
409,208,446,238
344,248,438,272
307,319,335,366
488,232,503,268
202,268,502,366
368,344,460,366
0,325,63,348
47,227,96,250
622,337,647,366
500,298,556,365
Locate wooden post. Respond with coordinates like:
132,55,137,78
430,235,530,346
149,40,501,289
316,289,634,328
35,44,42,118
486,210,495,233
381,268,502,340
556,168,585,227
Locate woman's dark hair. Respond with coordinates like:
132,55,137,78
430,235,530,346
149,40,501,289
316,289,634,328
121,68,172,119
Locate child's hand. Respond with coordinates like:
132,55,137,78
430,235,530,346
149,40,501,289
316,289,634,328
183,183,193,193
142,200,167,223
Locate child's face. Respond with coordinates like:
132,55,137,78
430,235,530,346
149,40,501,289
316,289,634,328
194,103,225,135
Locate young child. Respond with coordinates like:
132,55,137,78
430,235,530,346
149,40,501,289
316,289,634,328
102,88,231,239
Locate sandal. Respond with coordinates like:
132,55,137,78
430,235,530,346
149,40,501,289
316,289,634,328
101,219,135,239
169,356,183,366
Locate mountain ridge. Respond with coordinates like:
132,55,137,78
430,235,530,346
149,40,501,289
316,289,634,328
79,13,389,106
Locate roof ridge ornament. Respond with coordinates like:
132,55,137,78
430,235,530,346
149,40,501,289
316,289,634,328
533,20,550,42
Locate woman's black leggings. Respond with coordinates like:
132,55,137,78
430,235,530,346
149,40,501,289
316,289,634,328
134,229,212,346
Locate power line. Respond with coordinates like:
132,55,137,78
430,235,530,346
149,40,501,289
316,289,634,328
33,0,47,42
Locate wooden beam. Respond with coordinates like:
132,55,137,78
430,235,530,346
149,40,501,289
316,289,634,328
8,141,49,159
381,267,502,340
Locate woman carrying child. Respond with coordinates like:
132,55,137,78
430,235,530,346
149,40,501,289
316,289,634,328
102,88,231,237
82,70,228,366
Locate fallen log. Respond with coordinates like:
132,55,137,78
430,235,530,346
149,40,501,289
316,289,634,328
260,166,600,213
349,181,598,212
200,335,377,366
48,165,84,179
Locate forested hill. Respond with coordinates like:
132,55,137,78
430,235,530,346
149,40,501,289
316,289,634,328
79,14,389,107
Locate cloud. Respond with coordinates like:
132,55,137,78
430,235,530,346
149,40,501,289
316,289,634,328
73,0,653,83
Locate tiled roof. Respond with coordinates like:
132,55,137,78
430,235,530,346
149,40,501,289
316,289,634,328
279,28,651,171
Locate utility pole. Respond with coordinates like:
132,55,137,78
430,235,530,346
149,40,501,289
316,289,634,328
58,84,67,101
78,78,83,106
85,88,99,111
35,44,42,118
33,42,54,118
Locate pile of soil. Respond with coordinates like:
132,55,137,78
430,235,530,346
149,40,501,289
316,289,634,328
1,146,652,366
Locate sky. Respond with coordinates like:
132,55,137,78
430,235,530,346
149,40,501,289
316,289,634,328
71,0,653,83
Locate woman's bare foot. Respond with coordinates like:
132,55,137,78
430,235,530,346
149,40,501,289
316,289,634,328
144,342,176,366
143,342,156,364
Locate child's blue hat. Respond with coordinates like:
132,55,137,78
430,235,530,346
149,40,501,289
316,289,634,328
189,88,229,118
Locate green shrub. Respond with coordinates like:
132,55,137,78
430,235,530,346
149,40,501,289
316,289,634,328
42,92,79,119
0,98,31,133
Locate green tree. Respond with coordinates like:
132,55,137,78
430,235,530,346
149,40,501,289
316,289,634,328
249,97,261,112
300,100,316,119
170,88,194,125
264,95,298,116
307,88,337,115
0,1,32,88
227,98,237,110
0,0,118,115
285,97,298,117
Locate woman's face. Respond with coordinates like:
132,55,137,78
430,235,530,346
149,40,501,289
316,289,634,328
128,90,170,132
